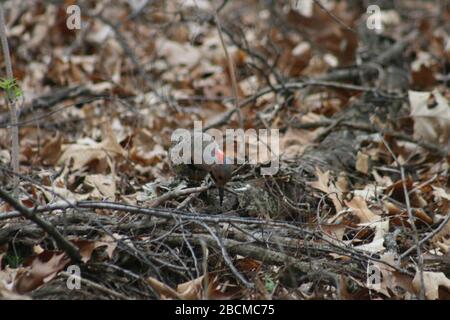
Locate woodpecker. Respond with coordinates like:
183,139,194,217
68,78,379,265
169,131,234,205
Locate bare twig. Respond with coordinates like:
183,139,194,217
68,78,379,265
59,271,130,300
290,119,446,157
88,12,157,92
312,0,356,33
0,4,20,192
198,221,254,289
213,9,243,128
1,199,413,277
401,213,450,259
204,80,377,130
176,192,198,210
165,232,313,274
149,185,209,208
382,140,425,300
0,187,81,262
400,166,425,300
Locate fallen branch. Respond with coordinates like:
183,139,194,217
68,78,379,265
290,119,446,157
0,86,101,126
0,187,81,262
204,80,377,130
401,212,450,259
1,200,413,277
165,233,313,274
198,222,253,288
149,185,209,208
59,271,130,300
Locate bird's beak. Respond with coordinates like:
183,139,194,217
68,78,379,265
219,187,224,206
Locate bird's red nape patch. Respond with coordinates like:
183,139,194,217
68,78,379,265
215,148,225,164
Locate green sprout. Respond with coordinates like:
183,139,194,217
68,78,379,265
264,274,276,293
0,77,23,99
3,254,23,268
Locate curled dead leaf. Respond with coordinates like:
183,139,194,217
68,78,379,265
58,122,125,173
309,168,344,212
14,251,70,294
147,274,230,300
413,271,450,300
409,90,450,145
72,235,117,263
40,133,62,165
345,196,380,224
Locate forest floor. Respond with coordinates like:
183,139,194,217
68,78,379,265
0,0,449,300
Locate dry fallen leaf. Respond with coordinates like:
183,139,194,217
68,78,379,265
366,252,400,297
58,122,126,172
280,126,319,159
413,271,450,300
355,151,370,174
156,39,201,69
130,129,166,166
14,251,70,294
40,133,62,165
355,220,389,254
345,196,381,224
72,235,117,263
409,90,450,145
431,218,450,253
147,277,181,300
148,274,229,300
83,174,116,200
309,167,344,212
176,275,206,300
432,187,450,201
0,280,30,300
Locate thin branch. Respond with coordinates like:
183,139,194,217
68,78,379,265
197,221,254,289
59,272,130,300
400,213,450,259
0,187,81,262
400,166,425,300
1,200,413,276
0,5,13,79
0,4,20,192
204,80,377,130
165,233,313,274
213,9,243,128
382,140,425,300
290,119,446,157
149,185,209,208
312,0,356,33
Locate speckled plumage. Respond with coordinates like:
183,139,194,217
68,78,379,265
169,131,234,204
